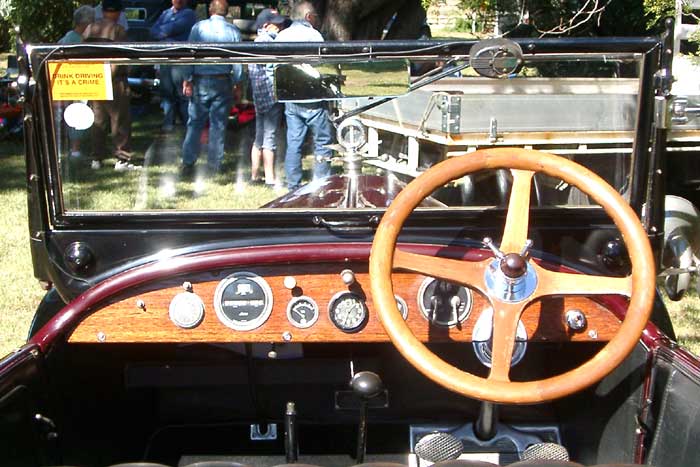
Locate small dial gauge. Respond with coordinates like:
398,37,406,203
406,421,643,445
169,292,205,329
395,295,409,320
418,277,473,327
214,272,273,331
287,296,319,329
329,292,368,333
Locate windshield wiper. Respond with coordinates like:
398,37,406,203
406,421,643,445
333,59,471,125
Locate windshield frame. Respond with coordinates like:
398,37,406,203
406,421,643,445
24,36,663,229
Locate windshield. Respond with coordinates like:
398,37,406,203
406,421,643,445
45,49,642,214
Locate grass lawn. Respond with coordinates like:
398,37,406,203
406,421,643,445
0,141,47,357
0,132,699,357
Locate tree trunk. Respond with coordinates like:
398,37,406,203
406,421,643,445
289,0,427,40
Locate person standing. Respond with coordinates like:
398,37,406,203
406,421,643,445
59,5,95,45
248,8,286,186
150,0,197,131
275,1,334,190
83,0,134,170
180,0,242,177
58,5,95,159
94,2,128,31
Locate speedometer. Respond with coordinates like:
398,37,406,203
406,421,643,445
214,272,273,331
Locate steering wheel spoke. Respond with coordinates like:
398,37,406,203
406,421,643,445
499,169,535,254
532,262,633,298
487,303,525,382
393,248,489,293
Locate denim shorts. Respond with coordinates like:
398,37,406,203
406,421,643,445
254,103,283,151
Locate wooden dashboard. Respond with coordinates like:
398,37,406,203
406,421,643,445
68,262,622,344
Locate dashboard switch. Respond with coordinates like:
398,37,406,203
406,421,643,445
284,276,297,290
340,269,356,285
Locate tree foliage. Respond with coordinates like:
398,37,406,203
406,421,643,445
0,0,78,49
422,0,675,36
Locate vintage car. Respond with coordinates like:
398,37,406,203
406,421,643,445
3,17,700,467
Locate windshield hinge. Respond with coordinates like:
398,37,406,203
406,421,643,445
312,215,379,235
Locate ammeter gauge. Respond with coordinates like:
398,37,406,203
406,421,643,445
287,296,319,329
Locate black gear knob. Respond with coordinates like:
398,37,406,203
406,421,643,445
350,371,384,400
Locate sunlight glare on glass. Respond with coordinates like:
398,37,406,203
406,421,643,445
194,178,207,194
160,178,176,198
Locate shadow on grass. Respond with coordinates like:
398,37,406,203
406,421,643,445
0,140,28,193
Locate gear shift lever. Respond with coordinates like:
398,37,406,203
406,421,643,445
351,371,384,464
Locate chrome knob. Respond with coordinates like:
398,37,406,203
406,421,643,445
565,309,587,331
340,269,356,286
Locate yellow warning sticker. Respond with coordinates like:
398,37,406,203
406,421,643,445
48,62,113,101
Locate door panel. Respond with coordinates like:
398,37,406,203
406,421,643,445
0,344,49,467
645,345,700,467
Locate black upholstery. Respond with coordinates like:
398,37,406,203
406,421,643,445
509,462,584,467
184,463,253,467
432,460,498,467
107,463,172,467
351,464,409,467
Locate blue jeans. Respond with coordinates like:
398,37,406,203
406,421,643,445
284,102,333,189
254,103,283,151
181,76,233,171
159,65,189,127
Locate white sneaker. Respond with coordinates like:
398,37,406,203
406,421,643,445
90,160,102,170
114,160,142,171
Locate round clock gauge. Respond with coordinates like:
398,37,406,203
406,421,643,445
328,291,368,333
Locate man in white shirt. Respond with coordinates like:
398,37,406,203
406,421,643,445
275,1,333,190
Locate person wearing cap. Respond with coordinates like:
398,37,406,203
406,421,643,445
248,9,286,186
275,1,333,190
83,0,135,171
180,0,242,177
150,0,197,132
95,2,129,30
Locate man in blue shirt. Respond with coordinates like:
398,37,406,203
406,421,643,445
150,0,197,132
276,1,333,190
180,0,242,176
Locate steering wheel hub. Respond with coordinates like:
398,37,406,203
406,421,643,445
484,257,538,303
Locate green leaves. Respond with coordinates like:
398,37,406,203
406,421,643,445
1,0,78,47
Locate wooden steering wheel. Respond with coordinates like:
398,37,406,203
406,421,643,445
369,148,655,404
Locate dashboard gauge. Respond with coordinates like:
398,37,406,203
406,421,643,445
329,292,368,333
169,292,205,329
395,295,409,320
418,277,472,327
287,296,319,329
472,307,527,368
214,272,273,331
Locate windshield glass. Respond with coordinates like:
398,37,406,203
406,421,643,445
46,52,641,213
